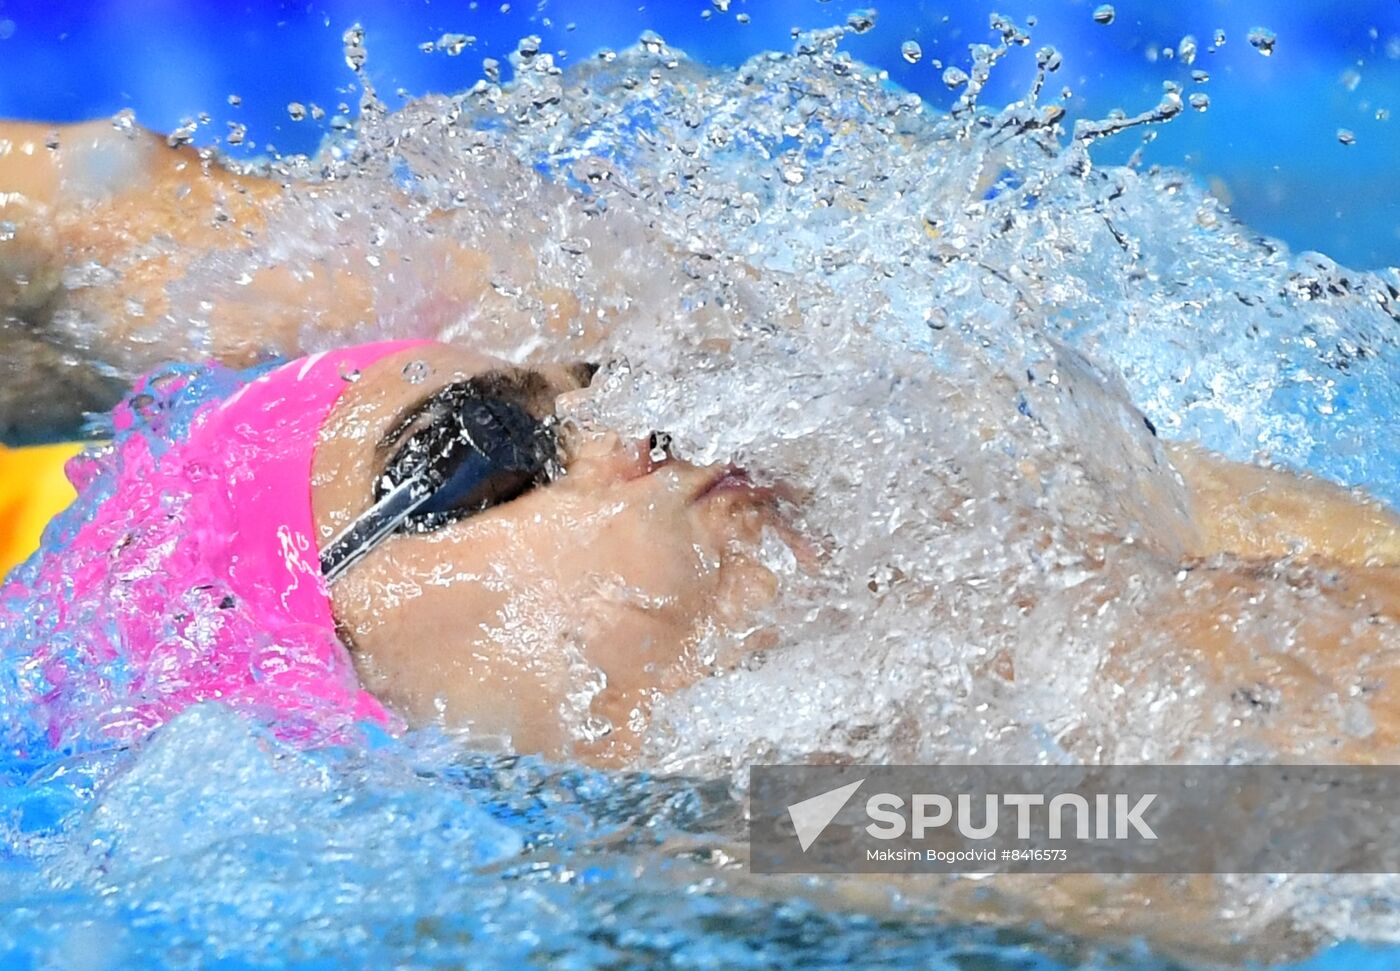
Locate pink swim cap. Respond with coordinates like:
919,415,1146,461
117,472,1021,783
0,340,430,758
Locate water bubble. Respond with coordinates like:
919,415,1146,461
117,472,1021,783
1178,35,1198,65
901,40,922,64
329,115,353,132
1188,92,1210,112
942,65,969,89
1213,28,1227,48
1191,69,1210,83
1092,5,1116,26
736,13,750,24
1378,108,1391,121
287,102,307,122
1036,46,1063,72
1247,27,1277,56
226,93,242,107
846,9,876,34
402,360,429,385
1337,127,1357,145
225,122,246,146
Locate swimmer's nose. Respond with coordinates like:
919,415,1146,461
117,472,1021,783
553,429,679,484
623,431,675,479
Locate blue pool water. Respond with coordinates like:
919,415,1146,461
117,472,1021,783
3,3,1400,969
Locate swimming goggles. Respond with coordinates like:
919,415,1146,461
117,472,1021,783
320,384,557,582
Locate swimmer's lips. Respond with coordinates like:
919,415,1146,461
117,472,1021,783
691,465,787,506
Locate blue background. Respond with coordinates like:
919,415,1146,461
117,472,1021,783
0,0,1396,269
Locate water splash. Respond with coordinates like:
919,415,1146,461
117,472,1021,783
4,13,1400,966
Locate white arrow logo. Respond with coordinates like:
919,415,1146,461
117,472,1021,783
786,778,866,851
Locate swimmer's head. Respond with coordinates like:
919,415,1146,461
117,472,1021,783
5,341,799,764
312,344,799,764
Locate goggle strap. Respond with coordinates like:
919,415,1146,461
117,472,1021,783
319,472,435,583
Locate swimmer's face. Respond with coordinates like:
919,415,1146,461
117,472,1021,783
313,345,792,763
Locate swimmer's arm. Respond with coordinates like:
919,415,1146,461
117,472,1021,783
1168,442,1400,568
0,120,520,370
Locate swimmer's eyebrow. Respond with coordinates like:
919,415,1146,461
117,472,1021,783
376,365,588,456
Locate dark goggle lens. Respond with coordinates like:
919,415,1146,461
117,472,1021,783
378,393,555,533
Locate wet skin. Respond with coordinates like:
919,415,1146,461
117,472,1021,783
5,120,1400,770
312,344,795,764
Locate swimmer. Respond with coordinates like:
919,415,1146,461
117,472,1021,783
0,337,798,765
1,119,1399,772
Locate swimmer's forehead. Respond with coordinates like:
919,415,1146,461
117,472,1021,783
331,344,591,445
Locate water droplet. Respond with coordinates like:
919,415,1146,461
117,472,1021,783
0,19,15,40
1092,5,1116,26
1377,108,1391,122
483,57,502,82
901,40,922,64
1213,28,1227,48
942,65,969,89
1178,35,1198,65
639,30,665,55
342,23,368,71
846,9,876,34
437,32,474,56
1191,69,1210,83
1340,67,1361,92
287,102,307,122
712,0,730,10
517,34,541,58
402,360,429,385
341,368,363,384
225,122,247,146
1247,27,1276,57
111,108,137,135
1337,127,1357,145
1036,46,1062,72
0,221,16,242
781,166,804,185
226,93,242,107
1188,93,1210,112
736,12,750,24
